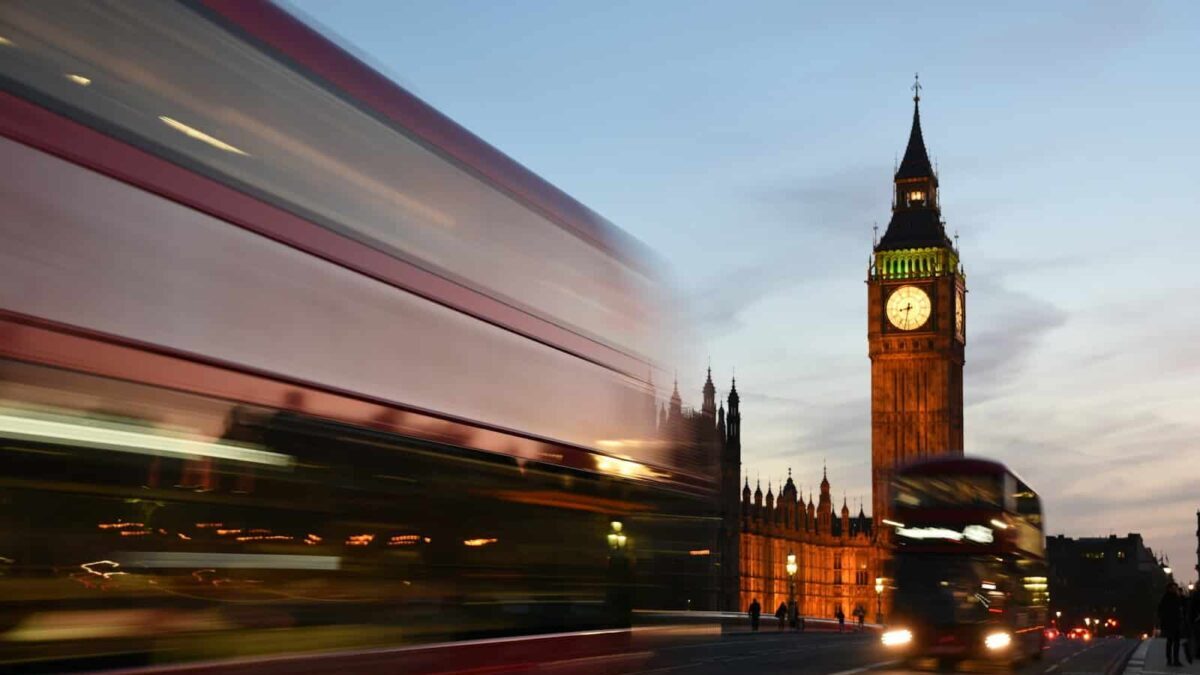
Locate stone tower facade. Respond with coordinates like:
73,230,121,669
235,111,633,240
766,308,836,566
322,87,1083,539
867,83,967,527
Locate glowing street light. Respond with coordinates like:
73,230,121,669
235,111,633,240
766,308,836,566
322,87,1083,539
875,577,885,624
607,521,627,550
786,553,798,627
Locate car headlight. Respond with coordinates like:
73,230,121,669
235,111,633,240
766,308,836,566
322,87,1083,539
984,631,1012,650
882,628,913,647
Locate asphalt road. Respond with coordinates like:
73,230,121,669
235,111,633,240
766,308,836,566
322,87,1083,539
608,632,1137,675
47,626,1134,674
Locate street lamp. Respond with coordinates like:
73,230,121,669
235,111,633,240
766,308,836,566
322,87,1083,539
875,577,885,624
786,553,798,628
607,521,627,550
605,520,631,626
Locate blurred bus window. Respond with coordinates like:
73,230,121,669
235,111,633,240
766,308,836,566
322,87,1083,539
0,0,667,361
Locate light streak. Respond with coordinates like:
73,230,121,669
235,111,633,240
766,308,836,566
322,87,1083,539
117,552,341,570
159,116,248,155
0,410,291,467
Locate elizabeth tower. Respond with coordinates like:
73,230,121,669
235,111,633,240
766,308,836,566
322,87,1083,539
868,83,966,526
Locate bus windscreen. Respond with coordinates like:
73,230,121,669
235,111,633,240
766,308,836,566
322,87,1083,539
895,474,1003,510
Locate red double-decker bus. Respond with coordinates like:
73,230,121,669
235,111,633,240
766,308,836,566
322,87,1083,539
0,1,716,670
880,457,1048,667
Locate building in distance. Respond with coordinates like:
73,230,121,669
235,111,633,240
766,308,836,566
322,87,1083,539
1047,533,1172,636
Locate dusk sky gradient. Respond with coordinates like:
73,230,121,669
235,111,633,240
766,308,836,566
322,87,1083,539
289,0,1200,576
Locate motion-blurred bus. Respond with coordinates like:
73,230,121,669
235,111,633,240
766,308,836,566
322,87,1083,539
880,458,1048,667
0,1,717,670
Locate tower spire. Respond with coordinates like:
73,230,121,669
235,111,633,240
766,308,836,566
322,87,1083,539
896,77,933,181
702,362,717,417
877,76,949,251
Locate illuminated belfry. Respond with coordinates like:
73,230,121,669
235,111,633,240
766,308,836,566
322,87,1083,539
867,76,967,528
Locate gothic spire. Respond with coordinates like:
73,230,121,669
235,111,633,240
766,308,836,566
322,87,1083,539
896,74,934,180
669,374,682,418
701,365,716,416
877,75,951,252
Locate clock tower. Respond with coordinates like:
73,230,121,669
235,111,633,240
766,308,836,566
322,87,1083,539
868,80,966,527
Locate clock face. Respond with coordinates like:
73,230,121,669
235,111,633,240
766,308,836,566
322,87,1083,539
955,290,965,339
886,285,932,331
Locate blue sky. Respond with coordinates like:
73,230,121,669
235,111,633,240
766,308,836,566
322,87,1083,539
289,0,1200,576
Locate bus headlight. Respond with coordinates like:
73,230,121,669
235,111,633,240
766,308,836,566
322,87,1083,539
984,631,1012,650
882,628,913,647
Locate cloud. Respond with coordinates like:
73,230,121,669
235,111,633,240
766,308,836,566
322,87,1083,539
683,259,808,337
964,273,1069,405
758,164,890,235
681,164,888,337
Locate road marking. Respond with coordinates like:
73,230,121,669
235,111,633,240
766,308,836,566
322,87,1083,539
538,650,654,670
824,659,900,675
1044,665,1060,673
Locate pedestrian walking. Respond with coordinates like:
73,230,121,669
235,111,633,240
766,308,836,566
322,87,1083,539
775,602,787,631
748,597,761,632
836,606,846,633
1158,582,1184,666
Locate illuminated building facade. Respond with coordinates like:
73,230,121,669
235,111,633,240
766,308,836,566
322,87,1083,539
867,81,966,529
666,370,883,617
738,470,882,618
728,83,971,617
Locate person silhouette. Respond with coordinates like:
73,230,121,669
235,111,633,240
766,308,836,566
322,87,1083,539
748,598,761,631
1159,582,1184,666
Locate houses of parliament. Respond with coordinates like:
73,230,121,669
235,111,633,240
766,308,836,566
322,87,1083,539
663,82,969,618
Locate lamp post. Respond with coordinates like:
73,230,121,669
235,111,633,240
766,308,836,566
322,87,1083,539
606,520,631,626
607,520,627,550
786,553,798,625
875,577,885,625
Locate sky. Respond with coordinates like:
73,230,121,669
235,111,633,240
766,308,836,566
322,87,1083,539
288,0,1200,577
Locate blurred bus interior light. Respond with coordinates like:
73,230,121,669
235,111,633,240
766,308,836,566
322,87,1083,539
0,409,292,467
159,116,248,155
